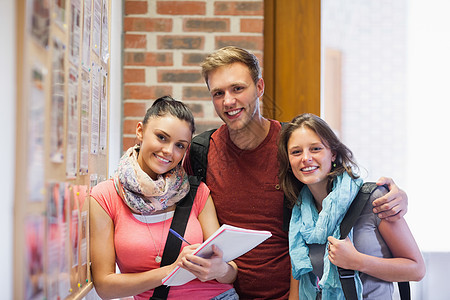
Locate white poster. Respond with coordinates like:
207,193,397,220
28,65,46,202
69,0,81,66
81,0,92,71
79,71,90,174
90,63,100,154
100,0,109,63
50,38,65,163
66,67,79,179
92,0,101,56
99,69,108,154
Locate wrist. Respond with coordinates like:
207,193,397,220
216,262,236,283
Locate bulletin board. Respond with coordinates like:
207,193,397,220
13,0,111,299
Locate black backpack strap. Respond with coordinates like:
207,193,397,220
398,282,411,300
338,182,379,300
150,176,201,300
337,183,410,300
190,129,216,183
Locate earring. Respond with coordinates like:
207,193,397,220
332,162,337,168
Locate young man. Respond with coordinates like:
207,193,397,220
184,46,408,299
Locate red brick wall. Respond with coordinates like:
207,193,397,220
122,0,264,151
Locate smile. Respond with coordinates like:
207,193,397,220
226,108,243,116
301,166,318,172
155,154,170,163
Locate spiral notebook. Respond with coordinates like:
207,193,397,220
162,224,272,286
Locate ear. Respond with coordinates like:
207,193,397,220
256,77,265,98
136,122,144,142
332,152,337,162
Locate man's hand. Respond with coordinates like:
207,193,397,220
372,177,408,222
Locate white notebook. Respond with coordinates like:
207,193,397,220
162,224,272,286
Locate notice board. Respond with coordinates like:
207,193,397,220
14,0,111,299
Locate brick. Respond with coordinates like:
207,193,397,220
183,18,230,32
182,86,211,100
184,102,204,118
215,36,263,51
124,52,173,66
124,85,172,100
157,1,206,15
123,137,137,152
123,101,147,116
240,18,263,33
157,70,203,83
123,18,172,32
194,120,224,136
214,1,263,16
183,53,208,66
124,34,147,49
123,68,146,83
125,1,148,15
123,119,139,135
158,36,204,50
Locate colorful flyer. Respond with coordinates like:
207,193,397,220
24,215,45,300
53,0,67,29
29,0,50,48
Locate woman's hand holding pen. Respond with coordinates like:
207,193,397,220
180,245,235,283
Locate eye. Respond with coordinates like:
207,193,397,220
156,134,166,141
233,86,244,93
176,143,187,150
212,90,224,98
290,149,302,156
311,146,323,152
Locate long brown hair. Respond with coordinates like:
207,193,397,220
277,113,359,207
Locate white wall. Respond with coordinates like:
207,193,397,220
108,0,123,178
406,0,450,252
0,0,15,298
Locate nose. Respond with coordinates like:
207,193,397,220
162,143,174,156
301,151,312,162
223,91,236,107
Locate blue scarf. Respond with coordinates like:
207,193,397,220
289,173,363,299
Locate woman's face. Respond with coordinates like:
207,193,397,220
136,115,192,180
287,126,336,189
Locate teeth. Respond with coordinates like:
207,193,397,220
156,155,170,163
302,166,317,172
227,109,240,116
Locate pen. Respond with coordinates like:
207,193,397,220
169,228,191,245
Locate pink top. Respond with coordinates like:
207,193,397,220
91,179,232,300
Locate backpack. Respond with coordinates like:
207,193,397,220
338,182,411,300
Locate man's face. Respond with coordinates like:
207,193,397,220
207,62,264,132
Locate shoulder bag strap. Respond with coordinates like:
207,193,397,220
150,176,201,300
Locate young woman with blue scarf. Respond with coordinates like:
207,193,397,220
277,113,425,299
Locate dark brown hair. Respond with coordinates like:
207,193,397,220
143,95,195,134
277,113,359,206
